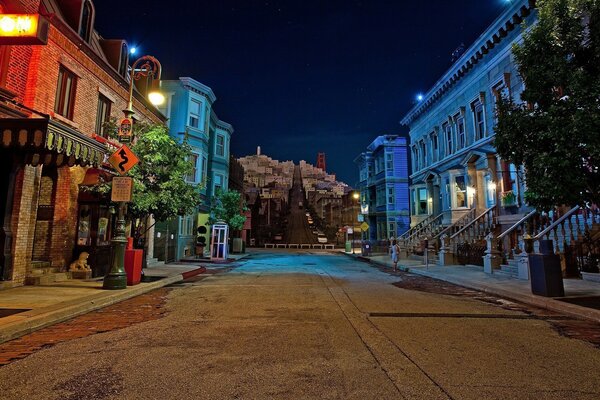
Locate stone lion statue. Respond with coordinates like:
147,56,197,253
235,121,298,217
69,252,91,272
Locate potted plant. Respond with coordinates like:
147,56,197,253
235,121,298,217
501,191,517,206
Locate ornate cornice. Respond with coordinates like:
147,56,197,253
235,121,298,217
400,0,536,127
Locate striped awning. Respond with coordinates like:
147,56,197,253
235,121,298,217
0,118,107,167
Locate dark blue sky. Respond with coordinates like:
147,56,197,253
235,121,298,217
95,0,508,184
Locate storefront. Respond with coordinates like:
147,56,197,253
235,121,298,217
0,117,107,284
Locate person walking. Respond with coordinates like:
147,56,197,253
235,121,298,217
390,239,399,272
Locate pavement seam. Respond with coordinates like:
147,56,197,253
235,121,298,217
317,269,452,400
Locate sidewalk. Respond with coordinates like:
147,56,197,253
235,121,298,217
341,251,600,323
0,262,209,344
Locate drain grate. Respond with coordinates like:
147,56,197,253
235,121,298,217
368,312,573,320
0,308,30,318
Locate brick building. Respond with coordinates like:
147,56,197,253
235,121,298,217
0,0,165,287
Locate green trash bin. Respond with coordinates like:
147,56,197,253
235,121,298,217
345,241,351,253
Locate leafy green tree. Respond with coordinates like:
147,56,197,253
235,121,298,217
88,122,201,243
209,189,248,233
495,0,600,210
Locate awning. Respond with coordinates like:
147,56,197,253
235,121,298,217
0,117,107,167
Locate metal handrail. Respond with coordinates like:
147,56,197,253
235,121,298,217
533,206,580,240
434,208,476,239
406,214,444,241
450,205,496,239
497,209,538,240
398,213,436,240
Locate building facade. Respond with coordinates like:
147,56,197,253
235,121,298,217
355,135,410,242
157,77,232,260
400,0,535,230
0,0,165,285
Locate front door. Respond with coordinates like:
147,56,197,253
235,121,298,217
0,154,17,280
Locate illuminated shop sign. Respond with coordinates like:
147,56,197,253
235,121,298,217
0,14,49,45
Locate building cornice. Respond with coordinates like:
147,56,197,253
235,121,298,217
400,0,535,127
179,77,217,104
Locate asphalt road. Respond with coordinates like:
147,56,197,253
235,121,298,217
1,251,600,399
286,166,314,244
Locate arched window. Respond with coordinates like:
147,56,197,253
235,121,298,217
79,1,94,43
118,43,129,77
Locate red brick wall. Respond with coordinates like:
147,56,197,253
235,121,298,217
4,1,166,283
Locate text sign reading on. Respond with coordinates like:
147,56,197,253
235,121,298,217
111,177,133,202
108,144,139,175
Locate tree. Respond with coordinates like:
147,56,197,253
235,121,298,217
88,122,201,244
495,0,600,210
208,189,247,234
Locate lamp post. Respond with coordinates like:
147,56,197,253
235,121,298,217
103,55,164,290
352,191,360,255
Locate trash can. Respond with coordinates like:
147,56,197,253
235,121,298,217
362,241,372,256
528,240,565,297
345,241,352,253
124,249,143,286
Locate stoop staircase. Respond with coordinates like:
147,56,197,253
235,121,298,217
25,261,72,285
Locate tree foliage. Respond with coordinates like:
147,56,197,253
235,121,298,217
128,123,201,222
86,122,201,223
209,189,247,231
495,0,600,210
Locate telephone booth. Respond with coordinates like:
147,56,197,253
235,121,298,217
210,222,229,261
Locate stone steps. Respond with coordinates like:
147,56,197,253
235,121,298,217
25,272,72,285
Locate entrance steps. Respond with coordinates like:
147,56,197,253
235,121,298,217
496,259,519,279
26,261,72,285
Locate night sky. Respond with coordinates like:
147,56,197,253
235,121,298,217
94,0,508,185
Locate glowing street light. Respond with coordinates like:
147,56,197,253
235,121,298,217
103,55,164,290
416,94,424,102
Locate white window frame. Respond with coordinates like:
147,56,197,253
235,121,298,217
186,153,199,183
216,134,225,157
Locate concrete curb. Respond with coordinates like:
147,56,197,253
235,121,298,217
0,267,205,345
340,252,600,323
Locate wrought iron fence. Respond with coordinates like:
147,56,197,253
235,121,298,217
456,242,487,266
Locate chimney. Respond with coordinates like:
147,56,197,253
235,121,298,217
257,146,261,156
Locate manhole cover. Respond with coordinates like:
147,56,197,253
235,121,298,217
0,308,30,318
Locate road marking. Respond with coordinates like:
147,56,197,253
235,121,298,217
318,269,453,400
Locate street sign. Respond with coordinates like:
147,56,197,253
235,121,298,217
357,214,364,223
347,228,354,234
111,177,133,202
108,144,139,175
117,117,133,143
360,222,370,231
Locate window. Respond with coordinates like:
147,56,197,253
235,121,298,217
95,94,111,137
432,133,438,162
389,222,396,237
79,1,93,43
472,101,485,140
376,186,386,206
118,43,128,77
187,154,198,182
54,66,77,120
454,175,467,208
417,188,428,215
444,177,451,210
419,141,426,169
456,117,466,149
214,173,224,193
189,100,201,128
216,134,225,157
412,147,418,172
201,156,207,184
386,153,393,171
444,123,453,156
387,186,394,205
492,81,510,123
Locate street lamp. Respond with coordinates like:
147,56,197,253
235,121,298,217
103,55,163,290
352,191,359,254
